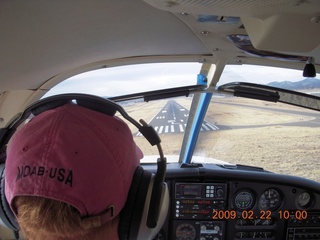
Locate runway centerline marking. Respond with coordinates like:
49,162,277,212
137,99,219,136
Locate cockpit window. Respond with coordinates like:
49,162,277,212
196,96,320,182
194,65,320,182
218,65,320,96
44,63,202,98
45,63,320,182
44,62,201,162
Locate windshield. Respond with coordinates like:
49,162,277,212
44,63,202,97
218,65,320,95
196,96,320,182
45,63,320,182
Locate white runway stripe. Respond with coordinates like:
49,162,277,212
205,122,219,130
201,124,210,131
136,122,219,136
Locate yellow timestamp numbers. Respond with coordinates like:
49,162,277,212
212,210,308,220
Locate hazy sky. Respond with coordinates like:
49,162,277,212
44,63,319,98
218,65,315,85
44,63,202,97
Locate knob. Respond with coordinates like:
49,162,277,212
216,188,224,197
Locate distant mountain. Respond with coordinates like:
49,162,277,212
267,78,320,90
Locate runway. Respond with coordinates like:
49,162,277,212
140,100,219,135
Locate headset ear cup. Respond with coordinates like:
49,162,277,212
0,164,19,231
118,166,151,240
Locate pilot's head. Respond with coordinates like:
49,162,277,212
5,103,142,239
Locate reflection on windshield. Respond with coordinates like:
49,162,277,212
196,95,320,182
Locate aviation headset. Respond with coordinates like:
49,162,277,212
0,93,169,240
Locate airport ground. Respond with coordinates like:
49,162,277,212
121,96,320,183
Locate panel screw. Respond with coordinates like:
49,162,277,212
201,31,210,35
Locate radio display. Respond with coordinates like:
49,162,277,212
183,185,201,196
174,183,227,219
175,183,227,200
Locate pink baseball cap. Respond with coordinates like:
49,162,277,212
5,103,142,228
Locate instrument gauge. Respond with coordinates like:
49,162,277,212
296,192,312,208
234,190,254,210
259,188,281,210
176,223,196,240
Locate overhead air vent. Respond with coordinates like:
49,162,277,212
197,15,240,24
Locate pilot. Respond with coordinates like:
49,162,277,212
4,103,143,239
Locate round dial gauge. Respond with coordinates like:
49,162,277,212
297,192,312,208
235,191,254,210
176,223,196,240
259,188,281,210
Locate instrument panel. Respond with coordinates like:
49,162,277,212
145,163,320,240
174,183,227,240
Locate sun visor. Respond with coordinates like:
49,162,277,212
241,14,320,53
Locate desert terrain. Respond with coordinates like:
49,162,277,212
120,96,320,183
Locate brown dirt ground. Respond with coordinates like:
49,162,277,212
120,97,320,183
